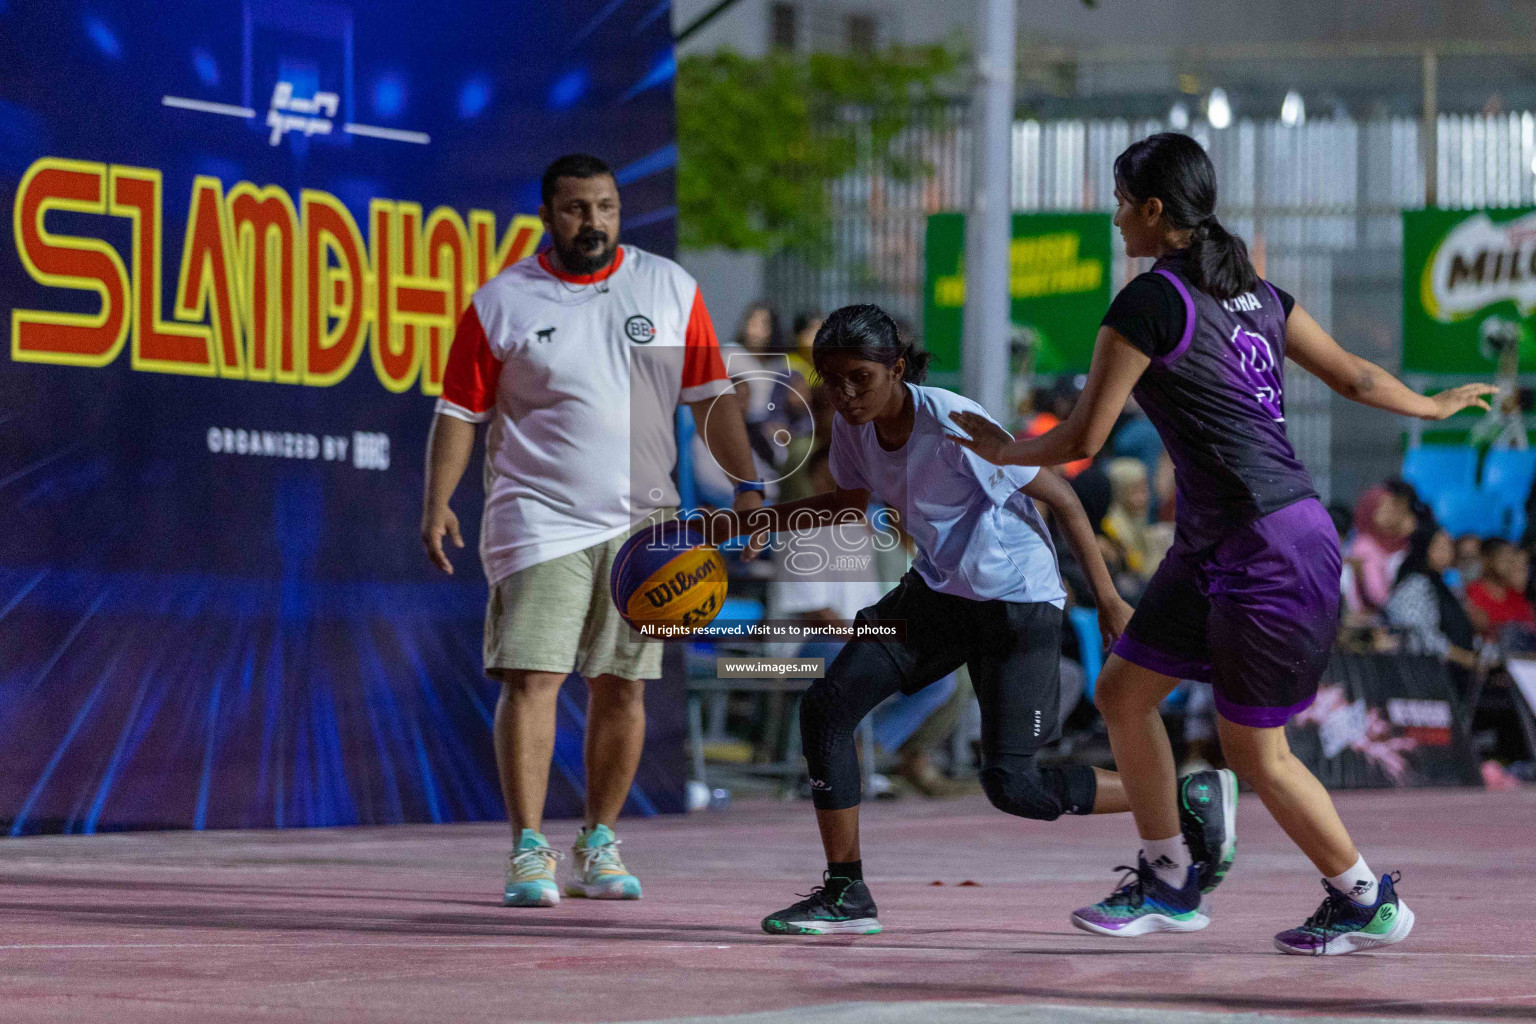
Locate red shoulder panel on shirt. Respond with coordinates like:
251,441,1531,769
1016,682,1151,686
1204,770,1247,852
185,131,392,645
441,305,503,414
682,288,727,388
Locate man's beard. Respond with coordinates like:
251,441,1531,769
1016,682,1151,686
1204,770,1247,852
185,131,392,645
553,228,616,276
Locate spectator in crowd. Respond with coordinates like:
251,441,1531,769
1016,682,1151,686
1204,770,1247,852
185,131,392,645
725,300,787,424
787,310,822,379
1099,457,1173,599
695,300,793,497
1071,457,1113,532
1023,381,1114,526
738,298,784,353
1329,501,1402,653
1101,458,1153,578
1039,492,1096,611
1024,378,1094,480
1383,525,1482,681
1349,481,1418,614
1453,534,1485,590
1466,539,1536,642
1463,539,1536,779
758,369,814,472
776,382,835,504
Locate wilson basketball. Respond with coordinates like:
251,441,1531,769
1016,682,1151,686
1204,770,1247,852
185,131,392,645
610,520,728,633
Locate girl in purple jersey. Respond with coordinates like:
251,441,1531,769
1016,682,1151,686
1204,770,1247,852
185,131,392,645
951,133,1494,955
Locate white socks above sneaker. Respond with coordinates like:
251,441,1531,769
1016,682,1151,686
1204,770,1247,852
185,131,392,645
1327,855,1378,906
1141,835,1193,888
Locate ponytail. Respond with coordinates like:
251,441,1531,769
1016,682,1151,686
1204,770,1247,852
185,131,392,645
1188,216,1258,300
900,345,932,383
1114,132,1259,300
813,303,932,383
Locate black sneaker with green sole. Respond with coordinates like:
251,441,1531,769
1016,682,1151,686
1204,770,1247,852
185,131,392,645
762,876,881,935
1178,768,1238,894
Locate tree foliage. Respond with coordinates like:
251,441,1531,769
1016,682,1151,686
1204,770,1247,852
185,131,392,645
676,46,957,260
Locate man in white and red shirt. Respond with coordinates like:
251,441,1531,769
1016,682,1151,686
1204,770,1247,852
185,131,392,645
421,154,761,908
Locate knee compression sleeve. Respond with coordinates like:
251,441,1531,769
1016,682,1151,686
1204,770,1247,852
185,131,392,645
979,757,1097,820
800,642,903,811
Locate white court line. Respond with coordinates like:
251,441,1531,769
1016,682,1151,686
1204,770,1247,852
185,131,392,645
0,941,734,950
343,123,430,144
770,942,1536,960
1355,992,1536,1009
161,96,255,118
1367,951,1536,960
2,941,1526,960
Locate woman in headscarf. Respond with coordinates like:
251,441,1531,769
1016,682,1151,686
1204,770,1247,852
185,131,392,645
1383,524,1480,682
1348,481,1417,614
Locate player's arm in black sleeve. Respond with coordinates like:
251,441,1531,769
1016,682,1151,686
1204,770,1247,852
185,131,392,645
1099,273,1185,360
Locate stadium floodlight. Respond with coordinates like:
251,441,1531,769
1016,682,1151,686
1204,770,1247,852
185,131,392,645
1169,101,1190,130
1281,90,1306,127
1207,88,1231,129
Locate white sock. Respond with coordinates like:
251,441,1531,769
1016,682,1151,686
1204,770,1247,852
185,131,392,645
1140,835,1192,888
1326,855,1378,906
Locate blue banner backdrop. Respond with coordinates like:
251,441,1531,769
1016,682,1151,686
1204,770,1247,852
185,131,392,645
0,0,685,833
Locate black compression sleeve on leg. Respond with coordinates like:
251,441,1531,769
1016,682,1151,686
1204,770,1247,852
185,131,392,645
801,642,905,811
979,757,1099,820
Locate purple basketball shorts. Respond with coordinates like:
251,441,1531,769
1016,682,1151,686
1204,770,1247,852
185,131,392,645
1111,497,1342,728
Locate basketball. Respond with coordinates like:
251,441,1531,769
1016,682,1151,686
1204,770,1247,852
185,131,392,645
609,520,728,633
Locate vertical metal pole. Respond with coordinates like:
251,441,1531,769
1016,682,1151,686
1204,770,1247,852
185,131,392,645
962,0,1016,422
1422,48,1439,207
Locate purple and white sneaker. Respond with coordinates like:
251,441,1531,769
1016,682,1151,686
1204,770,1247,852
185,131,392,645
1274,872,1414,956
1071,857,1209,937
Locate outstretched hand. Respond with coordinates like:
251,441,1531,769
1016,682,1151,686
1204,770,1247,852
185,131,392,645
1426,383,1497,420
946,411,1017,466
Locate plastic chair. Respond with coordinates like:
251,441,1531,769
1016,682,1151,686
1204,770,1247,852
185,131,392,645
1494,498,1527,542
718,596,764,623
1401,445,1477,504
1432,490,1503,538
1068,607,1103,701
1481,448,1536,503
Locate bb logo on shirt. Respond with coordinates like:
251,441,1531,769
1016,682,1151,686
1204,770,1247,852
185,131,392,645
624,315,657,344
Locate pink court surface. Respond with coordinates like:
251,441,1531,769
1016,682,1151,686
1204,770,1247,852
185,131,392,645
0,788,1532,1024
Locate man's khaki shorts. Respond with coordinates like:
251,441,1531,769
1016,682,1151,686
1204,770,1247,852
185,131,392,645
483,512,673,681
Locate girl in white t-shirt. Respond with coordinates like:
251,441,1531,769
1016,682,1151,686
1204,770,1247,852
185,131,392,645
701,304,1236,935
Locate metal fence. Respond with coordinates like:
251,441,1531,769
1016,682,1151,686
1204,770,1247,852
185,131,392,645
768,111,1536,502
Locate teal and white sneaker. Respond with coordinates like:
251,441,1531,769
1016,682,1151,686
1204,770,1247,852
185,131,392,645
1273,872,1415,956
566,824,642,900
505,828,562,907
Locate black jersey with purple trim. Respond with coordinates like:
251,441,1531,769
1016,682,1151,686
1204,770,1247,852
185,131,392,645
1101,251,1317,551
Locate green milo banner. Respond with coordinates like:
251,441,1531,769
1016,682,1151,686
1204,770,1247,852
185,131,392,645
923,212,1112,374
1403,207,1536,373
